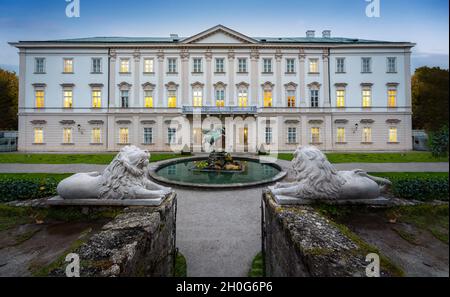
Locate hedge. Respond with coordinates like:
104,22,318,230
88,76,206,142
390,176,449,201
0,178,59,203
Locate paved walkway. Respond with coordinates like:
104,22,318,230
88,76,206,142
0,162,448,174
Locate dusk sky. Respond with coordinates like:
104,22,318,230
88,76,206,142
0,0,448,72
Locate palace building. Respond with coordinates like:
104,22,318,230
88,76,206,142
10,25,415,152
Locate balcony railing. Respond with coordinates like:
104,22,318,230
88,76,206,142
182,106,258,114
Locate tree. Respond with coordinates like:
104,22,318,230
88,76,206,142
412,67,449,132
0,68,18,130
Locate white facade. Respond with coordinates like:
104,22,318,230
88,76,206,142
11,25,415,152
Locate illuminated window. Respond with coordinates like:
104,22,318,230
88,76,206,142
238,58,247,73
63,128,73,144
362,57,371,73
63,89,73,108
336,58,345,73
216,89,225,107
215,58,224,73
193,58,202,73
193,88,203,107
92,89,102,108
309,59,319,73
168,90,177,108
362,127,372,143
92,58,102,73
311,127,320,144
238,88,248,107
362,89,372,107
91,128,101,144
144,58,154,73
265,127,272,145
168,58,177,73
143,127,153,144
264,91,273,107
63,58,73,73
34,128,44,144
310,90,319,108
337,127,346,143
120,59,130,73
387,57,397,73
286,59,295,73
388,89,397,107
389,127,398,143
168,128,177,144
144,90,153,108
336,89,345,108
263,58,272,73
287,127,297,144
287,90,296,107
35,90,45,108
35,58,45,73
119,128,129,144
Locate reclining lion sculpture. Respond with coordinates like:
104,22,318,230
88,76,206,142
269,146,391,201
57,145,172,200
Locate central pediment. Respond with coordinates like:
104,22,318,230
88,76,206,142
181,25,258,44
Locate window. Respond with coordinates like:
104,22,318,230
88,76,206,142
168,90,177,108
362,127,372,143
238,58,247,73
336,89,345,108
63,58,73,73
144,90,153,108
215,58,225,73
35,58,45,73
91,128,101,144
362,88,372,107
143,127,153,144
337,127,346,143
311,127,320,144
168,128,177,144
388,88,397,107
263,90,273,107
336,58,345,73
387,57,397,73
193,58,202,73
92,89,102,108
92,58,102,73
193,88,203,107
287,90,296,107
144,58,154,73
263,58,272,73
265,127,272,145
362,57,371,73
310,89,319,108
309,59,319,73
238,88,248,107
119,128,129,144
168,58,177,73
34,128,44,144
287,127,297,144
216,89,225,107
389,127,398,143
286,59,295,73
63,89,73,108
120,59,130,73
35,90,45,108
63,128,73,144
121,90,129,108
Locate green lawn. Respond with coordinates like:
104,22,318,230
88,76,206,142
0,153,185,165
370,172,449,179
277,152,448,163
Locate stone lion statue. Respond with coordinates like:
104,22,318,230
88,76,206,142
269,146,391,200
57,146,172,200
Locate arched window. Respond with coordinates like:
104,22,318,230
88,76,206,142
142,82,155,108
191,82,204,107
284,82,298,108
307,82,321,108
214,82,226,107
118,82,132,108
236,82,249,107
165,82,179,108
261,82,274,107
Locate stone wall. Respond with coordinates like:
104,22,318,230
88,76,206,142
262,190,368,277
51,193,177,277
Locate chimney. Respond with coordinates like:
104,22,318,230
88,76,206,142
322,30,331,38
306,30,315,38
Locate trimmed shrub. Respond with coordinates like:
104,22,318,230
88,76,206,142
390,176,449,201
0,178,58,202
429,126,449,158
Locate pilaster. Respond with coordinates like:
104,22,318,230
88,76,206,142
181,48,190,106
109,49,117,107
157,50,164,107
299,49,306,107
275,49,283,107
322,48,330,108
250,49,259,106
133,49,141,107
205,49,213,106
227,50,235,105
